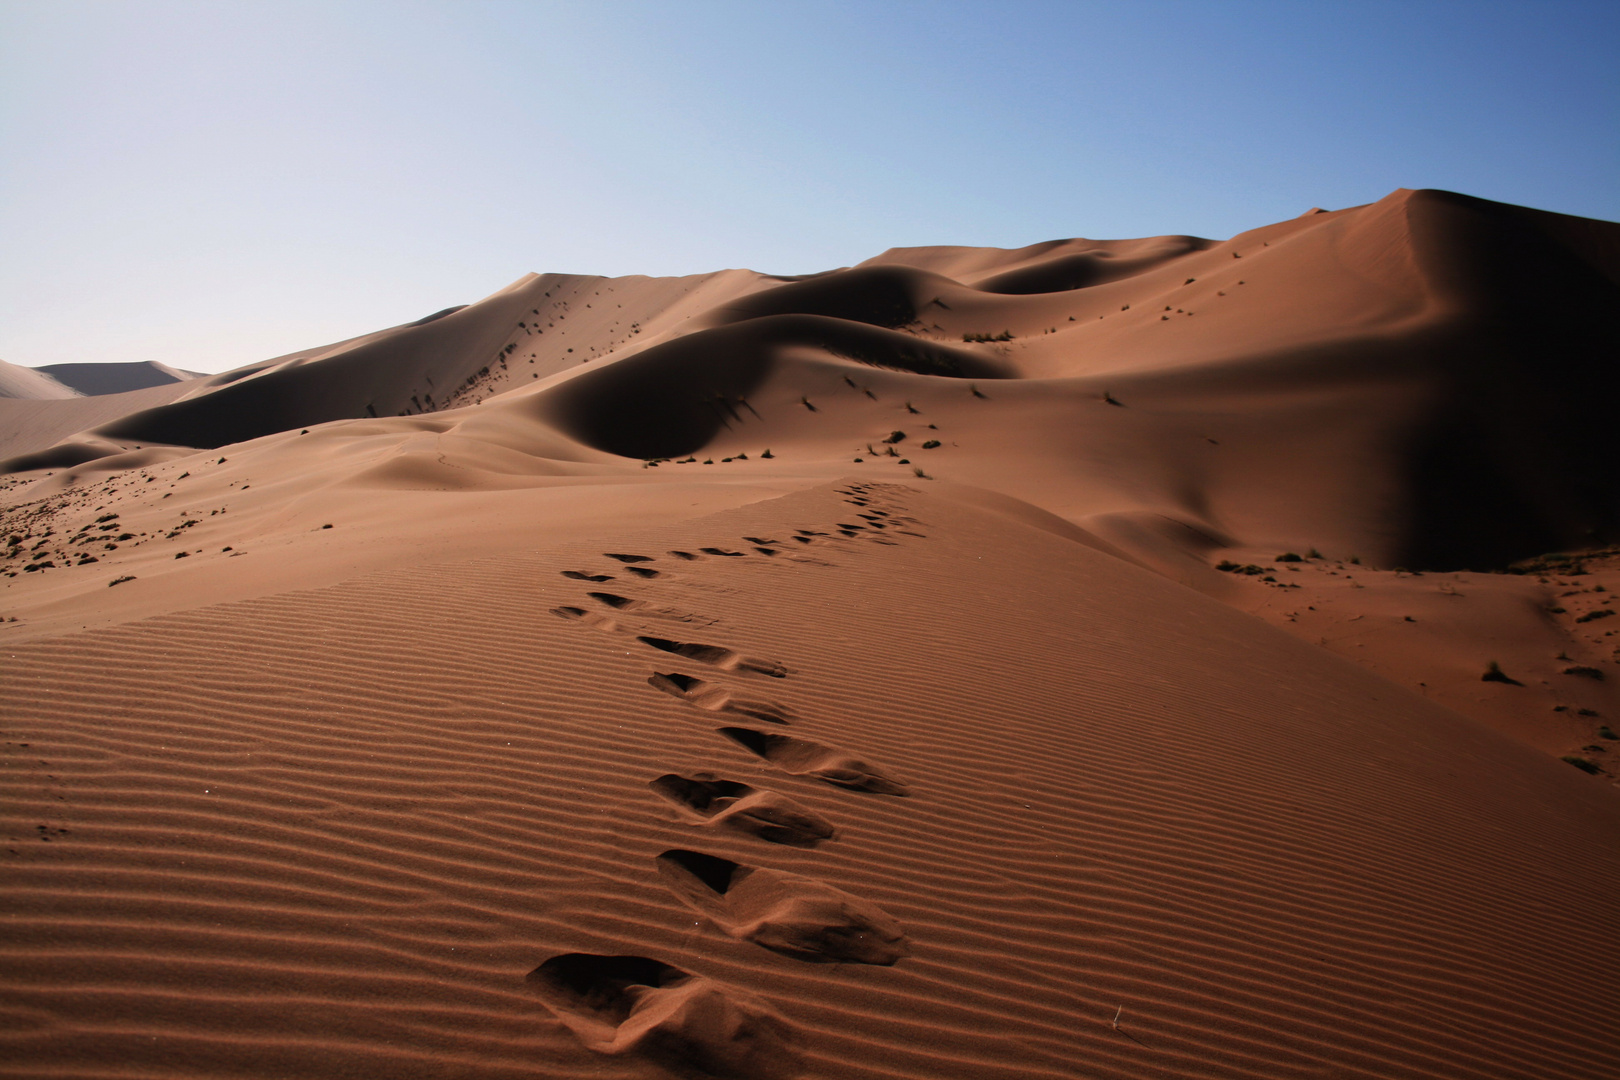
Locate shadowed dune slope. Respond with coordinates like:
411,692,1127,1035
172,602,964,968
1396,190,1620,568
6,189,1617,573
2,484,1616,1080
973,235,1215,294
698,265,954,330
537,314,1011,460
83,270,783,453
38,361,198,396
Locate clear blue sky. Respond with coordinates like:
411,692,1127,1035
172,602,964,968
3,0,1616,374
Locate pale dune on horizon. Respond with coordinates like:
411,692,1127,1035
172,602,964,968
2,187,1618,1080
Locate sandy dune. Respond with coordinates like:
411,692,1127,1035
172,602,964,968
37,362,198,398
3,189,1618,1079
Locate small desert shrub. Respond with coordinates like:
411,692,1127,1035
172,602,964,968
1563,665,1605,680
1561,755,1602,775
1276,552,1303,562
1576,609,1614,623
1599,725,1618,740
1482,661,1522,685
883,431,906,444
962,330,1014,343
921,440,941,449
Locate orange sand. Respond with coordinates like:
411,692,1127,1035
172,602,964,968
3,189,1618,1079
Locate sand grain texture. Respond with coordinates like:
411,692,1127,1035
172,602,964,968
3,189,1619,1079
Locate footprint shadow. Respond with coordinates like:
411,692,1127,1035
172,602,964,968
650,773,836,847
654,850,909,965
639,637,787,678
591,595,709,625
648,672,793,724
717,728,910,795
528,953,801,1079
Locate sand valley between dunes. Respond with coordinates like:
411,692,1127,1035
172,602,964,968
3,189,1619,1080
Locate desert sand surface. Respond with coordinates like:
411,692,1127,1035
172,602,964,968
3,188,1618,1080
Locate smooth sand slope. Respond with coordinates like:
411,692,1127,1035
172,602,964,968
3,189,1619,1080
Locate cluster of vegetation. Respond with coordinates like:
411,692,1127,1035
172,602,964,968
962,330,1013,343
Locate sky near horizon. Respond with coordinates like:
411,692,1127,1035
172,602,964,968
2,1,1617,375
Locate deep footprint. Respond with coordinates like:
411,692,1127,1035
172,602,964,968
528,953,801,1079
561,571,614,582
648,673,793,724
717,728,910,795
638,637,787,678
654,850,909,965
626,566,662,578
649,773,836,847
604,553,655,563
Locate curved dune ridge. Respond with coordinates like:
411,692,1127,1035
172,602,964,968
4,188,1615,570
2,484,1617,1079
3,189,1620,1079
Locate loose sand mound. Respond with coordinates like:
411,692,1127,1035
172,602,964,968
2,189,1618,1080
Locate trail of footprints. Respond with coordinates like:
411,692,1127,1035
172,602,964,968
532,484,924,1078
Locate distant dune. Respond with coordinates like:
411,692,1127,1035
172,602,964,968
2,189,1617,1080
0,357,80,400
38,360,200,396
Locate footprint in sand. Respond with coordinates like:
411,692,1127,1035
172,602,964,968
528,953,801,1080
654,849,909,965
650,773,836,847
648,672,793,724
700,547,746,557
550,605,617,631
587,593,709,625
717,728,910,796
626,566,662,578
638,637,787,678
561,570,615,582
668,550,700,561
604,553,655,563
